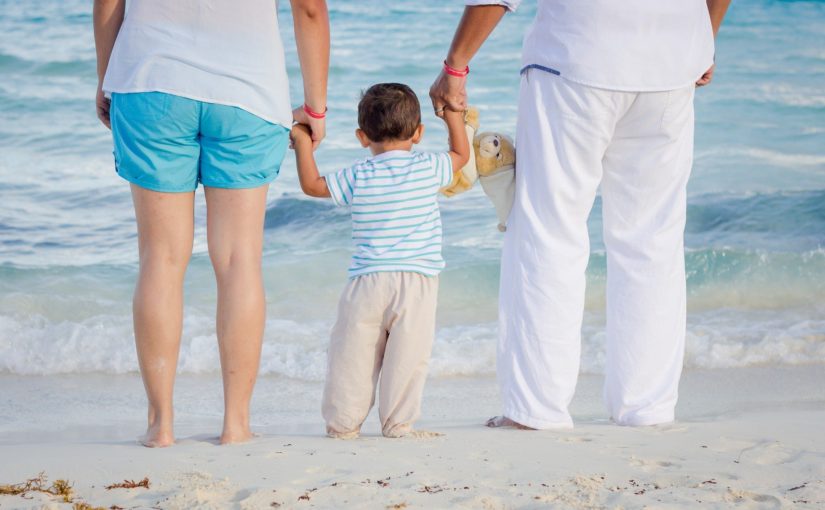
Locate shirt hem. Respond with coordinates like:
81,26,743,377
347,268,443,279
103,86,292,128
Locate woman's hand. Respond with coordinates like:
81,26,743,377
429,69,467,118
291,0,329,150
292,106,326,150
96,83,112,129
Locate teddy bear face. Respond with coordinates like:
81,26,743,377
474,132,515,176
478,134,504,159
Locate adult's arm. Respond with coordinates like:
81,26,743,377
93,0,125,129
707,0,732,36
429,4,510,117
696,0,732,87
290,0,330,149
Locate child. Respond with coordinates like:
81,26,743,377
290,83,469,438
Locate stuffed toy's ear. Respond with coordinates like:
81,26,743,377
476,133,516,231
440,107,479,197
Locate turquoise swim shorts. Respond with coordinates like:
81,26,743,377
110,92,289,192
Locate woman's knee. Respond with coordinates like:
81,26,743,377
138,245,192,277
209,246,262,281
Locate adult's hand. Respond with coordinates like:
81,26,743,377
696,64,715,87
698,0,732,87
429,69,467,118
292,106,326,150
291,0,329,150
96,83,111,129
93,0,124,130
429,5,508,118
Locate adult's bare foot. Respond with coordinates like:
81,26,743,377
485,415,535,430
219,427,256,445
140,424,175,448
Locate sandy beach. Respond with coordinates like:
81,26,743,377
1,365,823,509
2,2,825,509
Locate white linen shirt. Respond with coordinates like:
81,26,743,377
103,0,292,127
466,0,715,92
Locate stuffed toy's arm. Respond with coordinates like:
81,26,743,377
440,107,480,197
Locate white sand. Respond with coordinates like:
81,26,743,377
1,365,823,509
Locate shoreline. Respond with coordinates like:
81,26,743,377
1,365,824,508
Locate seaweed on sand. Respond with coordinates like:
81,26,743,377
105,477,150,490
0,472,73,502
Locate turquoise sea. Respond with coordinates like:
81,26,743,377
0,0,823,379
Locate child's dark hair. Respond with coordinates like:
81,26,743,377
358,83,421,143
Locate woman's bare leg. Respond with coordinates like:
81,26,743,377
204,185,269,444
131,184,195,447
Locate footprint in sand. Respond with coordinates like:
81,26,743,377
725,487,783,509
403,430,444,439
737,441,800,465
629,456,681,472
557,435,595,444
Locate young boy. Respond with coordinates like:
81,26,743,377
290,83,469,438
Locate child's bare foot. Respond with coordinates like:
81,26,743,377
485,416,535,430
140,424,175,448
327,429,360,439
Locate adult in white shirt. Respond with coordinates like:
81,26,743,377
93,0,329,446
431,0,731,429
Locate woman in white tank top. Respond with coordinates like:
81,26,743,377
93,0,329,447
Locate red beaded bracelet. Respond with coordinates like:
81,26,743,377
303,103,327,119
443,60,470,77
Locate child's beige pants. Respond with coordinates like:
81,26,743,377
322,271,438,438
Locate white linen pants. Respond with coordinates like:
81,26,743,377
499,69,695,428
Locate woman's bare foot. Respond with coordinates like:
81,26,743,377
485,416,535,430
140,408,175,447
140,423,175,448
220,427,256,445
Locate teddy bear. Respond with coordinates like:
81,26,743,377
440,107,516,232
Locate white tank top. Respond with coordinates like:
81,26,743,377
103,0,292,127
468,0,716,92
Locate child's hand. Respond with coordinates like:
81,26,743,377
442,108,465,122
290,123,313,150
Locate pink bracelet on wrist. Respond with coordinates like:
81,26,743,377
443,60,470,77
303,103,327,119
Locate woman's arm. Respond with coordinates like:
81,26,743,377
93,0,125,129
430,5,508,116
290,0,330,149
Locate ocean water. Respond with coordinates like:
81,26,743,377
0,0,823,380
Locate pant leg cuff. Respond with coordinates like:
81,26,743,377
503,407,574,430
382,423,412,438
612,411,675,427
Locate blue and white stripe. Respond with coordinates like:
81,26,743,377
326,150,453,278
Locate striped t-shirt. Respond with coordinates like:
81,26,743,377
326,150,454,278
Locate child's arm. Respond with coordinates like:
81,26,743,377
443,109,471,173
291,123,331,198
